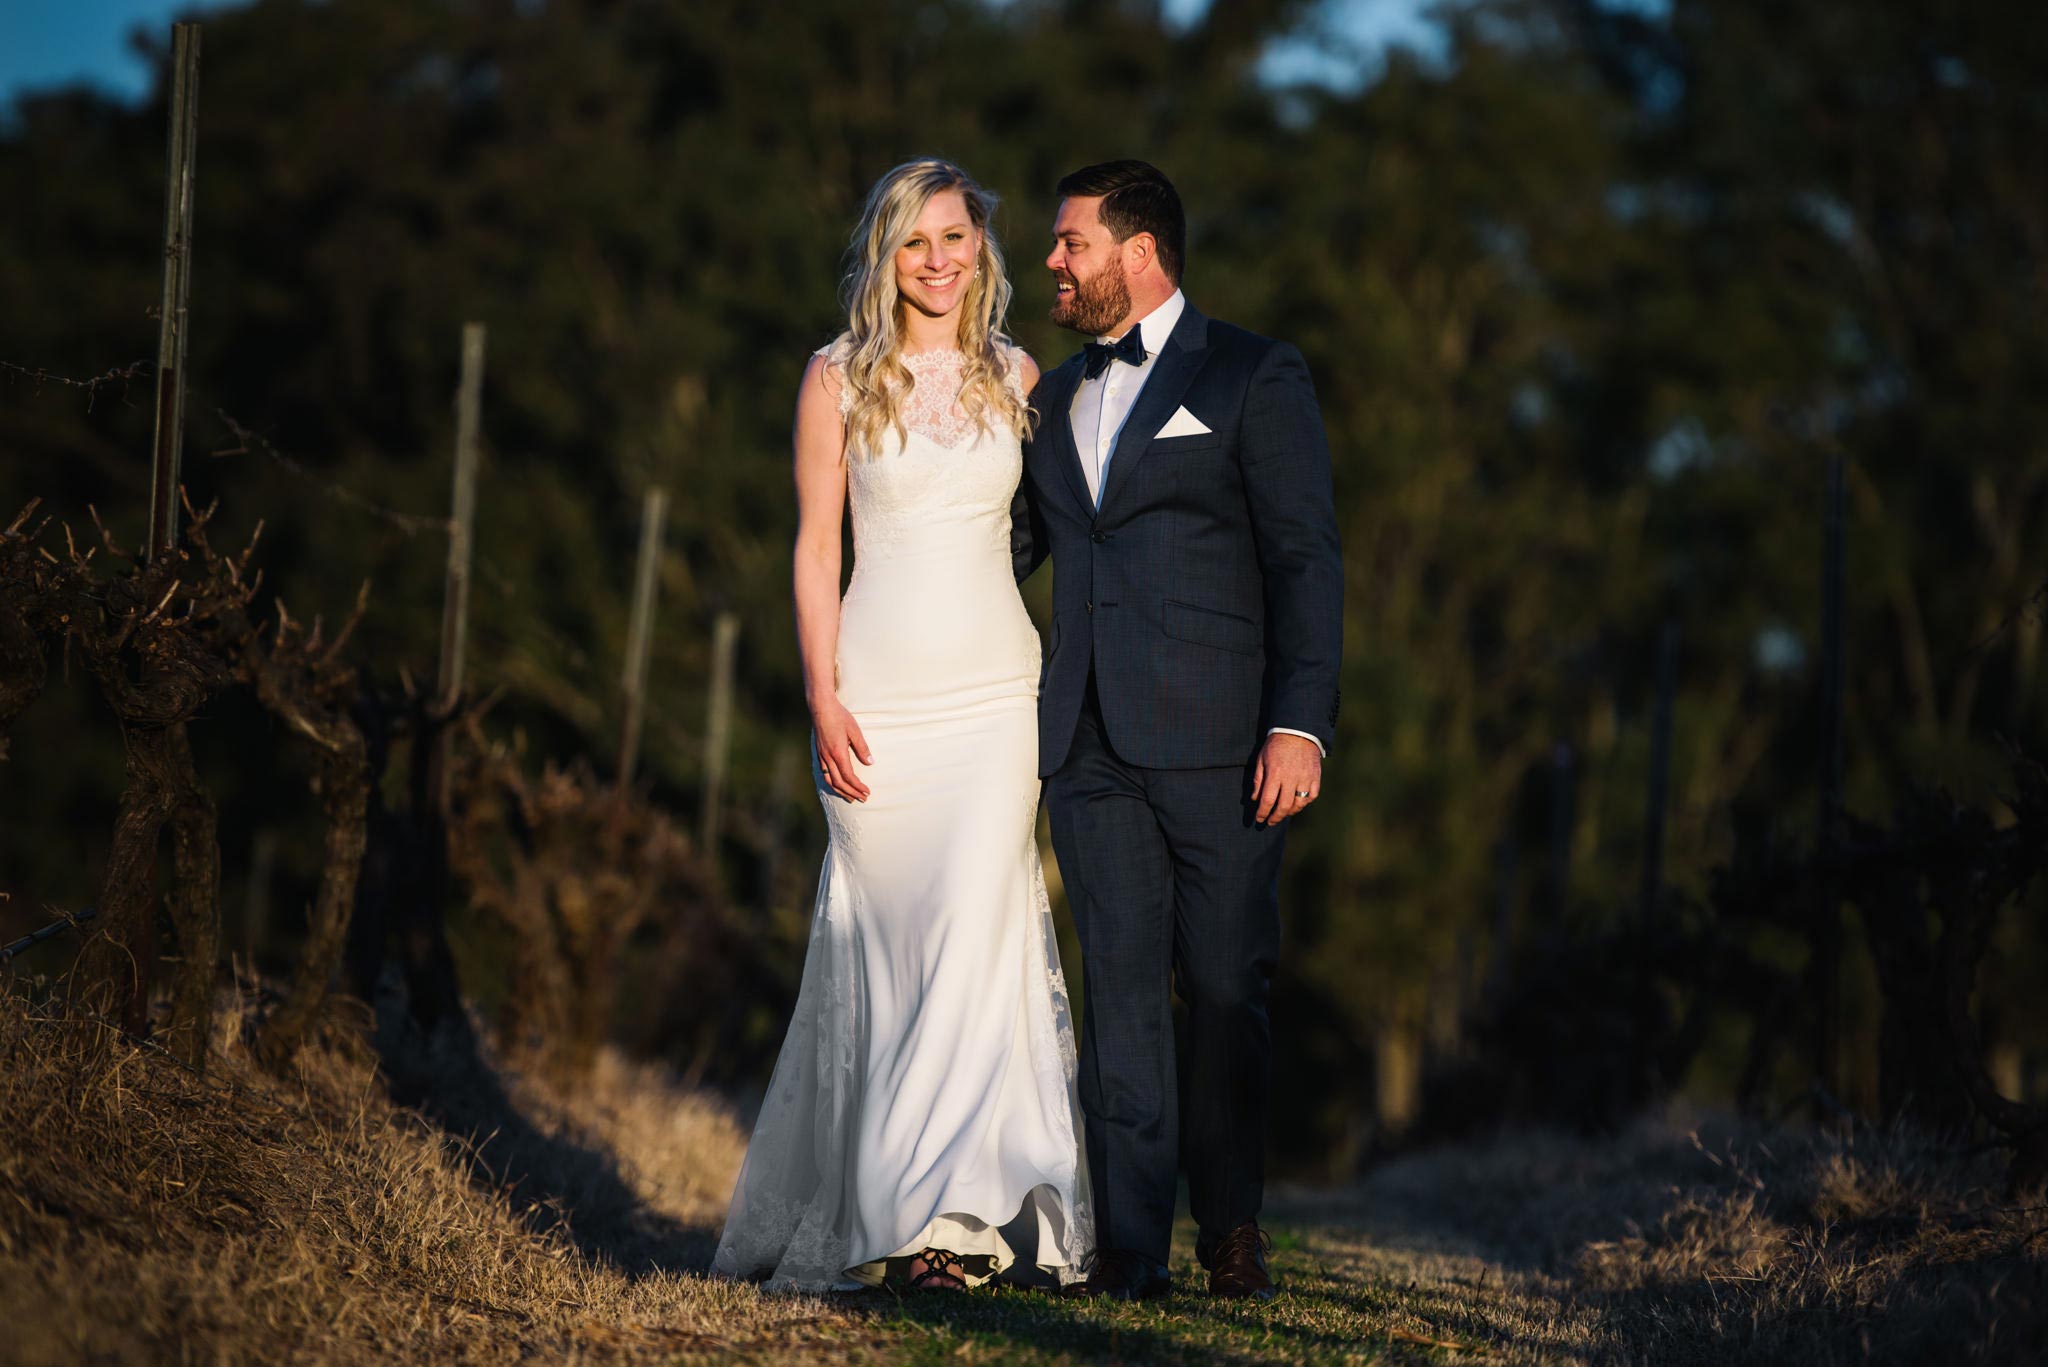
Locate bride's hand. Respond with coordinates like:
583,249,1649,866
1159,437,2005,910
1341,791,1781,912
812,697,874,802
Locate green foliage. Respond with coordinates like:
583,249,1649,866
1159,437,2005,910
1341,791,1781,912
2,0,2044,1166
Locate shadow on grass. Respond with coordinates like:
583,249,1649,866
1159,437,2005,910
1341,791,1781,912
831,1262,1468,1367
842,1292,1343,1367
1267,1182,1533,1271
1314,1275,1595,1361
371,988,719,1278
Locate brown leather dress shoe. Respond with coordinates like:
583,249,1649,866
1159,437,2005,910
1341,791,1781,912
1060,1248,1172,1301
1202,1223,1276,1300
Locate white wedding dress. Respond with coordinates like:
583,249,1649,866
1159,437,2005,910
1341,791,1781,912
710,342,1093,1292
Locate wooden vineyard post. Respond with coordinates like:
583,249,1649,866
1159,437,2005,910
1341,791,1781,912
1546,741,1576,923
435,323,486,732
147,22,201,562
617,487,669,795
701,612,740,854
1814,452,1847,1108
427,320,485,830
407,322,484,1031
126,19,202,1035
1640,620,1679,920
82,21,217,1054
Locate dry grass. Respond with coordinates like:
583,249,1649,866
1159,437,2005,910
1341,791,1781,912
1343,1111,2048,1364
3,985,2040,1365
0,987,884,1365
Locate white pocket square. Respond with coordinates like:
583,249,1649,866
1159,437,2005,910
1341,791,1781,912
1154,405,1212,440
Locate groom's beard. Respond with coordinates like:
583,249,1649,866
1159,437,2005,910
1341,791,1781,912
1051,261,1132,337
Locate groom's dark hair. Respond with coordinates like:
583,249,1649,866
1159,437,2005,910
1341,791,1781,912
1056,160,1185,285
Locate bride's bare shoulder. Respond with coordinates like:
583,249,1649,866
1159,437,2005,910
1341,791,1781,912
804,350,843,393
804,336,855,415
1001,341,1041,393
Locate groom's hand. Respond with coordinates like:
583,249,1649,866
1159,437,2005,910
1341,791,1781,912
1252,732,1322,826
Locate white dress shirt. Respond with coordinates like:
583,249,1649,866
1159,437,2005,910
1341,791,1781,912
1072,289,1188,506
1068,290,1328,759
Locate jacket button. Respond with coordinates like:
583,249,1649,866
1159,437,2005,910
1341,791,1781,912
1085,601,1093,614
1091,531,1106,543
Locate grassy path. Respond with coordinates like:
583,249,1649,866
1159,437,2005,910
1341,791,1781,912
788,1176,1613,1367
828,1202,1598,1365
783,1119,2045,1366
4,991,2039,1365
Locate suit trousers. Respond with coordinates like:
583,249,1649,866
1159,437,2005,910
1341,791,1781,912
1046,671,1286,1266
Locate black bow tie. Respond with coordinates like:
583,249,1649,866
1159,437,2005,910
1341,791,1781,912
1082,327,1147,380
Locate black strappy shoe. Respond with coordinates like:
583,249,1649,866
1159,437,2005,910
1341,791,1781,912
906,1246,969,1292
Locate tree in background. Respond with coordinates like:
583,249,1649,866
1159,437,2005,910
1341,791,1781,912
2,0,2041,1172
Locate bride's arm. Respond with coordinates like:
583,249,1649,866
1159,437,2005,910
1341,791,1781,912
793,353,872,802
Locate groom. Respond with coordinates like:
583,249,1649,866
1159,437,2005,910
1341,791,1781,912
1013,161,1342,1301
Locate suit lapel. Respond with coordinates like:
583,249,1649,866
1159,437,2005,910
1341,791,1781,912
1039,356,1093,514
1095,302,1211,519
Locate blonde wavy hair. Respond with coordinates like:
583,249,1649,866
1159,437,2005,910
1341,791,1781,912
830,159,1032,458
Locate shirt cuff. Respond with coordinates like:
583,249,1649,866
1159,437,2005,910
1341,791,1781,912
1267,726,1327,758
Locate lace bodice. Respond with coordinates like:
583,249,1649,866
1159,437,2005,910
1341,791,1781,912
820,342,1029,450
815,341,1032,565
885,349,983,449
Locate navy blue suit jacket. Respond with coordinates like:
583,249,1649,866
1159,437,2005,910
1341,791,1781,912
1013,301,1342,776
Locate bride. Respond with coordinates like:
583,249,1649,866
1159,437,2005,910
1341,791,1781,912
710,160,1093,1293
